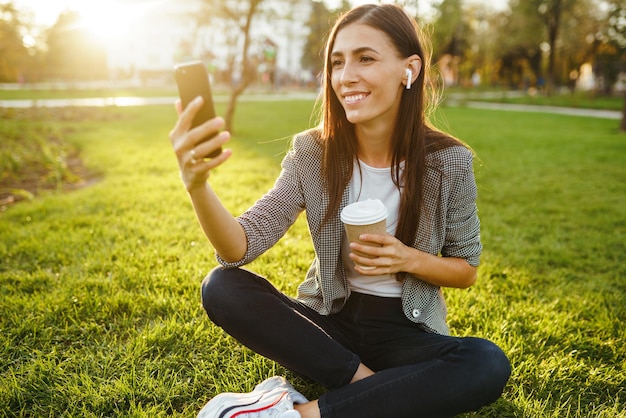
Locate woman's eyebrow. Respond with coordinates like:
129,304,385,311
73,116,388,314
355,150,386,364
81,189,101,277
331,46,380,57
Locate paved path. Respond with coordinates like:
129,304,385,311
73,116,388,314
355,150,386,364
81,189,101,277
0,92,621,120
0,92,318,109
462,100,621,120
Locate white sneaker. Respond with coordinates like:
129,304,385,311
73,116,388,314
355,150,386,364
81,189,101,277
197,376,308,418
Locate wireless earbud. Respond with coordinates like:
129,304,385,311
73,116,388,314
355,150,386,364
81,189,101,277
405,68,413,90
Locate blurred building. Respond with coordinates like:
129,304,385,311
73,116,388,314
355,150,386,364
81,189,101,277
102,0,311,86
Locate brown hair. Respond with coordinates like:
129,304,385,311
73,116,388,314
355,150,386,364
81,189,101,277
319,4,463,247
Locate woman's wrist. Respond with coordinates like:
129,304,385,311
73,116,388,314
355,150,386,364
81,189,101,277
403,246,426,278
186,179,209,195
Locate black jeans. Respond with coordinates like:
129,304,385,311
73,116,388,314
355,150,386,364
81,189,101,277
201,267,511,418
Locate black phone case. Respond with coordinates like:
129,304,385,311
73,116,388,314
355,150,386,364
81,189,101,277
174,61,221,158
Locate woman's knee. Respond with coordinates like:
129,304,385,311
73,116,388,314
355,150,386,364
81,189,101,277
201,266,247,321
201,267,275,323
202,267,226,306
485,340,511,385
467,338,511,399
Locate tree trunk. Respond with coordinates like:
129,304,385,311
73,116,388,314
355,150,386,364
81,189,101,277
224,88,242,134
621,89,626,132
221,0,262,133
545,0,562,97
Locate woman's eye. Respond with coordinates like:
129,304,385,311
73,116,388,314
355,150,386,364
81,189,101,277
331,60,344,68
360,56,374,63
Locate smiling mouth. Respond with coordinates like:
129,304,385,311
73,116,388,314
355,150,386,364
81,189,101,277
344,93,368,105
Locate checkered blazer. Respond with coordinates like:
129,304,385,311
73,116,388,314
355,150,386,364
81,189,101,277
218,128,481,335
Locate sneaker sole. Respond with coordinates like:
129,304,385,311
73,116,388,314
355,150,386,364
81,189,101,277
198,377,306,418
198,388,289,418
226,390,288,417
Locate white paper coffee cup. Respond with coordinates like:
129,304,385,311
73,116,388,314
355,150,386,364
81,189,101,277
340,199,388,270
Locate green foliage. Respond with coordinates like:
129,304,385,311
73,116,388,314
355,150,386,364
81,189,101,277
431,0,467,59
1,101,624,416
0,2,36,82
300,0,333,75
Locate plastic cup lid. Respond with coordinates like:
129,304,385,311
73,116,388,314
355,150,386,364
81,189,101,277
340,199,388,225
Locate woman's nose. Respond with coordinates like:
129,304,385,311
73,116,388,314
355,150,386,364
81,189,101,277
340,63,358,85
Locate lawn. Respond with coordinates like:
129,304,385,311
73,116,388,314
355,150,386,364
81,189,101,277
0,100,624,417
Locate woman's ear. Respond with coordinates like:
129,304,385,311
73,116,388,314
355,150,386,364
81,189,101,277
404,55,422,89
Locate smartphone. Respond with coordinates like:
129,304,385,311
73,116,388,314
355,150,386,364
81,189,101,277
174,61,221,158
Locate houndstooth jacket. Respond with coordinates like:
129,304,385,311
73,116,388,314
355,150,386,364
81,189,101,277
217,128,481,335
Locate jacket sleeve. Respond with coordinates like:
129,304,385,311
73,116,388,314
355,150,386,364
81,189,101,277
216,138,306,267
440,148,482,266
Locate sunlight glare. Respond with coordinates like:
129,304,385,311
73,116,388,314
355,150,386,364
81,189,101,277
72,0,142,42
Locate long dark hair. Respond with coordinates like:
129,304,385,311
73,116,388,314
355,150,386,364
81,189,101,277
319,4,462,247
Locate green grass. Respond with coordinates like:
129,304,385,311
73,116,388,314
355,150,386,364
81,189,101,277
436,106,626,416
1,101,625,417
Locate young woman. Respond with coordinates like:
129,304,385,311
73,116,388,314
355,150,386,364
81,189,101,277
169,4,511,418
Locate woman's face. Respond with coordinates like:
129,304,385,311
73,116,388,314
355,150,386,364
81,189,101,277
330,23,407,129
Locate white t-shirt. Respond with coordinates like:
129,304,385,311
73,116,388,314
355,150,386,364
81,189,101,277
342,159,404,297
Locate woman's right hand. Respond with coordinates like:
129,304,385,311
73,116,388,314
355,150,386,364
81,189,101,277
169,96,232,192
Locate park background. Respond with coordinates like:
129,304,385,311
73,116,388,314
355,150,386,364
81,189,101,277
1,0,625,416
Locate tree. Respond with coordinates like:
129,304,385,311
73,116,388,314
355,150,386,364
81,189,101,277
598,0,626,130
557,0,599,89
431,0,467,86
198,0,262,132
537,0,569,94
301,0,332,81
494,2,544,87
494,0,599,92
0,2,34,82
197,0,306,132
431,0,465,62
206,0,263,131
45,11,108,81
596,0,626,94
622,86,626,132
300,0,350,83
432,0,516,87
510,0,594,95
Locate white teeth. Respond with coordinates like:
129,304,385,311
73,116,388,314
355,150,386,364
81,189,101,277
345,94,367,104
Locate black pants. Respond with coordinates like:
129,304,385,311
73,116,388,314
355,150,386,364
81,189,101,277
202,267,511,418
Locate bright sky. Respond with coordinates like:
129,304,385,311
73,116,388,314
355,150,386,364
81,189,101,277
15,0,159,24
16,0,111,26
14,0,169,44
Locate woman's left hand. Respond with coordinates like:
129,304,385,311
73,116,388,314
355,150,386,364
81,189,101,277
349,233,418,275
350,233,478,289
